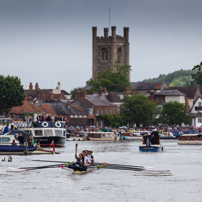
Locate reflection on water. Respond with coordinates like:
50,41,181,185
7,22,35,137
1,140,202,202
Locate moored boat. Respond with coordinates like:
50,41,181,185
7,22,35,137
12,121,66,147
66,131,87,141
121,131,149,140
178,134,202,145
0,145,36,155
87,131,119,141
159,132,177,139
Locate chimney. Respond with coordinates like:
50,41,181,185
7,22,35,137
35,83,40,90
157,84,161,90
76,89,86,100
98,88,102,96
149,90,155,101
29,82,33,90
185,97,189,112
67,99,70,108
125,86,131,93
103,87,107,94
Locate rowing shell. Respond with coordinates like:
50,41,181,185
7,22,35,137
74,168,94,175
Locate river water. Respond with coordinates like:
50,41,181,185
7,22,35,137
1,140,202,202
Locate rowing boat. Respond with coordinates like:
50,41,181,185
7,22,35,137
74,168,94,175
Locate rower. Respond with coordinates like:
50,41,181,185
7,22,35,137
83,150,91,167
87,150,95,164
75,153,84,166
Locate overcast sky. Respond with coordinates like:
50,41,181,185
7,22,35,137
1,0,202,92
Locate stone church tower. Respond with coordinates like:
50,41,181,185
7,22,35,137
92,26,130,81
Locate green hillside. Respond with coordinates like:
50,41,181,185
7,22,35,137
142,69,197,87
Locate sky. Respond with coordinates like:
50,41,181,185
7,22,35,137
1,0,202,92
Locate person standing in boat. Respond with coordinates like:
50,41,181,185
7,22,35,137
18,133,24,146
151,129,159,144
3,123,9,134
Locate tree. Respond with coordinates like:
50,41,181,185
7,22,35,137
70,87,84,99
87,60,131,93
120,94,158,127
0,75,25,116
192,61,202,71
97,114,124,127
161,101,191,125
191,70,202,86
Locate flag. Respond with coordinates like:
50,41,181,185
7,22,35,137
51,140,55,153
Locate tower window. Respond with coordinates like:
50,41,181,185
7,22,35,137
102,48,108,60
117,47,122,61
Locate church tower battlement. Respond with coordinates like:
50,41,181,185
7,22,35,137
92,26,130,80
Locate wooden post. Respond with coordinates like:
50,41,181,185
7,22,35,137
24,134,28,155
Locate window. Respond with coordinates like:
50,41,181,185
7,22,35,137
102,48,108,60
97,109,99,115
105,109,108,114
198,118,202,123
1,137,10,142
44,130,53,137
109,109,112,114
117,48,122,61
101,109,103,114
55,130,62,137
35,130,43,136
199,102,202,106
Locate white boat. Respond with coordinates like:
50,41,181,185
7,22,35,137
66,131,87,141
178,134,202,145
87,131,119,141
12,121,66,147
159,132,177,139
0,131,20,145
121,131,150,140
0,117,13,134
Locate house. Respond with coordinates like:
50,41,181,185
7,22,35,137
189,96,202,127
37,101,88,127
131,81,169,95
169,86,202,111
25,82,71,103
153,89,188,110
106,87,137,113
9,99,43,121
72,89,117,127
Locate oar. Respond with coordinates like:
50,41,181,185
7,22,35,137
20,163,68,171
33,160,144,169
75,143,78,159
92,162,144,169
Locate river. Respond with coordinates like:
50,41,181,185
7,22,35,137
1,140,202,202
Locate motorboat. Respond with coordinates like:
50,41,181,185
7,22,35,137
121,131,149,140
178,134,202,145
159,132,177,139
12,121,66,147
66,131,87,141
139,134,163,152
87,131,119,141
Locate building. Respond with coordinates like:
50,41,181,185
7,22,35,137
92,26,130,80
131,81,169,96
72,89,117,127
189,96,202,127
25,82,71,103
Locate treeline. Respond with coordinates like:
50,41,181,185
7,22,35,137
142,69,197,87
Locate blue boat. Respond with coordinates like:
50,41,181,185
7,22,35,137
0,145,36,154
139,134,163,152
